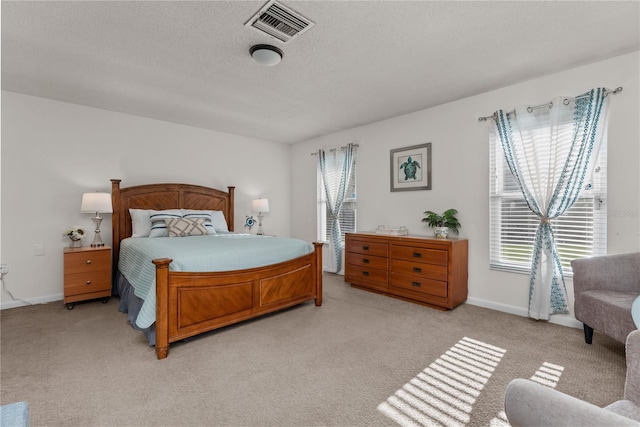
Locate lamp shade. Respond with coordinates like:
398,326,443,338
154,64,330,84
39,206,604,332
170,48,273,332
252,198,270,213
81,192,113,214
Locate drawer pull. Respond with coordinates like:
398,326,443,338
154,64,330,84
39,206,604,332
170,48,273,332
413,252,422,258
85,280,92,285
362,271,370,277
362,258,370,264
86,260,92,264
413,267,422,273
412,281,421,287
363,246,370,251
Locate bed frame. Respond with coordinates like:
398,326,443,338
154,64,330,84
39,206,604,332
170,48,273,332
111,179,323,359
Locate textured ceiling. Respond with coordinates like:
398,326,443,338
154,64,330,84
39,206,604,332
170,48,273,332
2,1,639,144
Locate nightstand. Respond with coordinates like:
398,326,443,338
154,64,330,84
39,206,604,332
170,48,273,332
63,246,111,310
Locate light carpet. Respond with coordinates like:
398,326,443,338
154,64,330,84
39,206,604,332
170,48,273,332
0,273,626,426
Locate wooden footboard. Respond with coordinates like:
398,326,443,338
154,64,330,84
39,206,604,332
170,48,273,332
153,242,323,359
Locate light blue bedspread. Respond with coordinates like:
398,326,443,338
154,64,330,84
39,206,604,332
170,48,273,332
118,233,314,329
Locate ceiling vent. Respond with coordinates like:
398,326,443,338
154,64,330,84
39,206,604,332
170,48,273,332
245,0,314,44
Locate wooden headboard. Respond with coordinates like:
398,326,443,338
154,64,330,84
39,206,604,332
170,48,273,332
110,179,235,275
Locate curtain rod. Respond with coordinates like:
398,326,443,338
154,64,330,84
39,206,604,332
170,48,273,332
477,86,623,122
310,143,359,156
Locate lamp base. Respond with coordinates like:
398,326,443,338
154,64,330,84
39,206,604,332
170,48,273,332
90,216,105,247
257,213,264,235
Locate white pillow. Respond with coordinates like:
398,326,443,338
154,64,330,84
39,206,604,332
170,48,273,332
181,209,217,235
149,209,183,238
129,209,152,237
210,210,229,233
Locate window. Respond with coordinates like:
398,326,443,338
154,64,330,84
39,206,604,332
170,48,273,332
489,126,607,274
316,157,356,243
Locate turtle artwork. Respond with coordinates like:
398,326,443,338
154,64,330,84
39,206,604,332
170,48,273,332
399,156,421,181
244,216,256,231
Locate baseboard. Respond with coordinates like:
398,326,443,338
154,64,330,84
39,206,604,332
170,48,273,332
0,293,63,310
465,296,582,329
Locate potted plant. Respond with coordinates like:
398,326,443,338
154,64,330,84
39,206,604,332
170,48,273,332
422,209,460,239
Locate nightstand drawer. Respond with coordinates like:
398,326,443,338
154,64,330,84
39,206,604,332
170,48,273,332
64,272,111,297
64,250,110,274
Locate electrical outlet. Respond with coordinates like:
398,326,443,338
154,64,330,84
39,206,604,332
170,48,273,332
0,264,7,274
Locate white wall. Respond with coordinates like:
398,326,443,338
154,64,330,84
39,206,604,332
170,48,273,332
291,51,640,327
1,92,291,308
3,52,638,319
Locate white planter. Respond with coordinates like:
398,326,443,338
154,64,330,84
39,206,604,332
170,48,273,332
434,227,449,239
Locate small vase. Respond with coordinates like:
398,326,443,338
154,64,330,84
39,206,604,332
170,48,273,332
434,227,449,239
69,238,82,248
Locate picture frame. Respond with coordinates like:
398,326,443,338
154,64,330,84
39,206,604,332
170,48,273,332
390,143,432,192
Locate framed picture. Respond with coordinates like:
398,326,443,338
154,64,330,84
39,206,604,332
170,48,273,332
390,143,432,191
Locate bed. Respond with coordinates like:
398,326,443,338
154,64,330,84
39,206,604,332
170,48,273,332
111,179,323,359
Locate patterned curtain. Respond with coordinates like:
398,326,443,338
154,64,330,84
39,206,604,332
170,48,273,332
318,143,356,273
492,88,609,319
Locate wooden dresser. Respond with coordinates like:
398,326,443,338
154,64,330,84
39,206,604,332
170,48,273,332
63,246,112,309
345,232,468,310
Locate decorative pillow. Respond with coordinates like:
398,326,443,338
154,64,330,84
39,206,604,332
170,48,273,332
181,209,217,235
165,217,208,237
129,209,152,237
149,209,183,238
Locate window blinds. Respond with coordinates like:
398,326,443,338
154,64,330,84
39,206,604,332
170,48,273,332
489,127,607,274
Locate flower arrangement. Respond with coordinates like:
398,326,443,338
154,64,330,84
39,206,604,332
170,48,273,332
63,226,86,241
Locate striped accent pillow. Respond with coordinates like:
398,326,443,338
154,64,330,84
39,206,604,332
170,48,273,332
165,217,208,237
181,210,217,235
149,210,183,238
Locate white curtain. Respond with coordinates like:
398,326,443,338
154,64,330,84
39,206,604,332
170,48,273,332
492,88,609,319
318,143,356,273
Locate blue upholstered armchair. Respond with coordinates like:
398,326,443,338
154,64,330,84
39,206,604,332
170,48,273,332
571,252,640,344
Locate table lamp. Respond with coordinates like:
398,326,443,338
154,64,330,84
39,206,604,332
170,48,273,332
252,198,270,235
81,192,113,247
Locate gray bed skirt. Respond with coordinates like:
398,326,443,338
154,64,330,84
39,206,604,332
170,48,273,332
115,271,157,345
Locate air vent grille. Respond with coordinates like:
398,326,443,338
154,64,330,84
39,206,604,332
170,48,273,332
246,0,314,44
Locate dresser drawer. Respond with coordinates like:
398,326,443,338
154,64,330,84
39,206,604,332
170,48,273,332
345,239,388,257
346,265,388,286
390,259,447,281
64,272,111,297
390,273,448,298
346,253,388,270
391,245,447,266
64,250,110,274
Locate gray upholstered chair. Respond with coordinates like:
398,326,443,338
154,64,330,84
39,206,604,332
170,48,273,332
504,330,640,426
572,252,640,344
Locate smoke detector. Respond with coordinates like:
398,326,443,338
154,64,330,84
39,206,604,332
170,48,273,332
245,0,314,44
